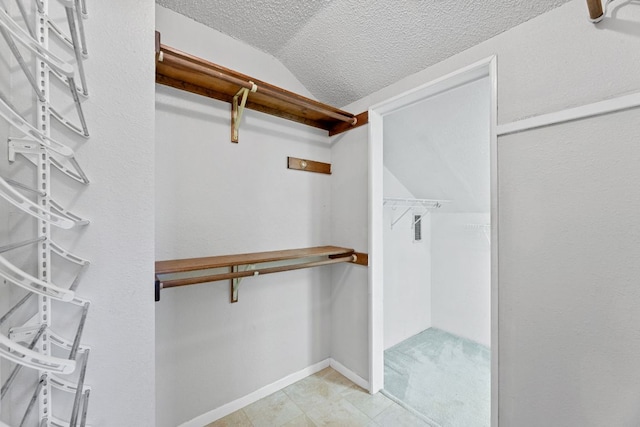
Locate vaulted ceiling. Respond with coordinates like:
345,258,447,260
156,0,572,107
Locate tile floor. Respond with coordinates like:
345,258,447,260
206,367,432,427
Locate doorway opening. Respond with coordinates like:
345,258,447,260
368,57,498,426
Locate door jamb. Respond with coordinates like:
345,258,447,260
367,55,499,426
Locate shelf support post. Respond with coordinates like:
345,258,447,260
230,265,239,302
231,264,258,303
231,82,257,143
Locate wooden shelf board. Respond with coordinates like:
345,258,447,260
156,245,355,275
330,111,370,136
157,74,332,131
287,157,331,174
155,32,368,135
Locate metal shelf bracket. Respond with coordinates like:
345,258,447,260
231,82,257,143
230,264,257,303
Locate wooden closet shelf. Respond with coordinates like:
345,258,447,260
154,246,368,302
155,31,368,137
155,246,357,275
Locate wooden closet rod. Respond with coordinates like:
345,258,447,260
154,246,368,301
586,0,604,20
160,253,356,289
160,50,357,126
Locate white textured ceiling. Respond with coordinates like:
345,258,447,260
156,0,572,107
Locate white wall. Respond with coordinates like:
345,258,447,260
155,7,334,426
383,168,431,350
331,0,640,425
72,1,157,425
499,109,640,426
431,213,491,347
330,126,369,380
0,1,157,426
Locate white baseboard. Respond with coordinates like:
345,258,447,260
179,359,331,427
329,358,370,391
179,358,371,427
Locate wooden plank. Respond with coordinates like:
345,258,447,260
159,44,354,118
287,157,331,175
156,69,335,125
245,102,331,131
156,75,332,131
162,254,356,289
157,44,356,125
329,111,369,136
156,74,233,103
154,37,369,137
156,246,355,275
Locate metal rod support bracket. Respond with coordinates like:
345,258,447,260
384,198,447,229
231,264,257,303
231,82,257,143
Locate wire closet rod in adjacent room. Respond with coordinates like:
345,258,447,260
383,197,450,228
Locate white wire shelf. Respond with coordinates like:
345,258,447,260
383,197,451,229
383,197,450,208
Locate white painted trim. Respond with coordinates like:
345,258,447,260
489,56,500,427
368,108,384,394
368,55,499,423
330,358,370,391
179,359,331,427
369,56,495,116
497,91,640,136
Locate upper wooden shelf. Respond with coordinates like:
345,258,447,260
155,31,368,137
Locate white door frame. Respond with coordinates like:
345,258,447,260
367,55,499,425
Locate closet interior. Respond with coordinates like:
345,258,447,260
382,76,491,426
153,31,369,302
